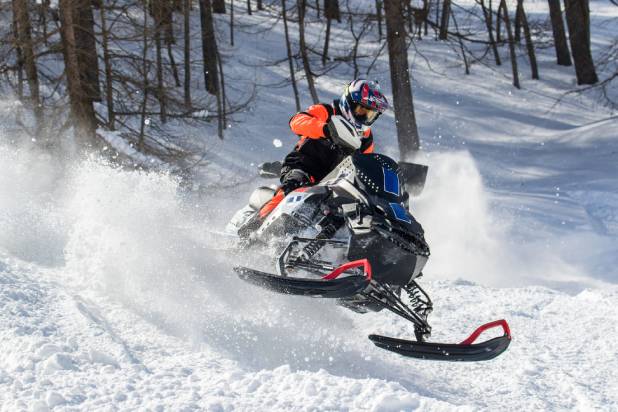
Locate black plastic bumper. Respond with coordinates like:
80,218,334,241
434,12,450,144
368,333,511,362
234,267,369,298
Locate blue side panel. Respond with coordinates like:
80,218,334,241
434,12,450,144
383,167,400,196
389,202,412,224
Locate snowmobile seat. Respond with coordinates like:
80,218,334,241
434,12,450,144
249,186,277,210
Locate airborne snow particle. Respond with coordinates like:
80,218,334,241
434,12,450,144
273,139,283,148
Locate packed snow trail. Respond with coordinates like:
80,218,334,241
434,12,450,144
1,144,617,410
2,0,617,407
2,252,618,410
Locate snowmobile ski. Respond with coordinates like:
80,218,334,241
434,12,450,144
369,319,511,362
234,259,372,298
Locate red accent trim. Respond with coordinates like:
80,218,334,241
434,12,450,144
361,84,369,106
258,189,284,219
459,319,511,345
322,259,372,281
291,186,310,193
362,143,374,154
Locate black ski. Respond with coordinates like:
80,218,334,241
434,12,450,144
369,319,511,362
234,267,369,298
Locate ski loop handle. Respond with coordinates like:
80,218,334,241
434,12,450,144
322,259,372,281
459,319,511,345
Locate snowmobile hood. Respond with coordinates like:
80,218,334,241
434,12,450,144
351,152,424,234
352,152,406,203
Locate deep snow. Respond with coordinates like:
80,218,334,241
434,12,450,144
1,0,617,410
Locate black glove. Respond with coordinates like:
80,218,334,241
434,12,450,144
281,169,311,195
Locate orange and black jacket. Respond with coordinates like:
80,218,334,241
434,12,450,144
281,99,375,184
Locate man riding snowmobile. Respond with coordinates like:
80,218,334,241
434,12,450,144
227,80,512,362
258,79,389,219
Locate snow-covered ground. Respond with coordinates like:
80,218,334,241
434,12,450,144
1,1,617,410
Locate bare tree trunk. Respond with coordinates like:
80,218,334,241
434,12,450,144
564,0,597,84
435,0,440,39
230,0,234,45
74,0,101,103
406,0,413,32
217,48,227,127
215,87,224,139
298,0,319,104
212,0,225,13
500,0,520,89
479,0,501,65
375,0,382,40
166,39,181,87
424,0,429,35
154,7,167,123
323,0,339,65
439,0,450,40
59,0,98,147
165,4,178,79
519,0,539,79
322,14,332,65
384,0,421,157
257,0,263,10
247,0,252,14
199,0,224,137
547,0,572,66
282,0,301,111
514,0,523,43
451,11,469,74
410,0,429,40
13,0,42,122
11,5,24,100
184,0,191,109
41,0,50,47
99,1,115,128
331,0,341,22
199,0,220,95
349,16,360,78
139,2,149,151
496,0,503,42
321,0,341,22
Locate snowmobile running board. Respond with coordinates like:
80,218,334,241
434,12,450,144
369,319,511,362
234,259,371,299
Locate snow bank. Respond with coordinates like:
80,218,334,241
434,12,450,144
0,0,616,407
413,150,612,290
0,145,68,266
1,122,617,410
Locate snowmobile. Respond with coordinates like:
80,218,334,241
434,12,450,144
228,116,511,362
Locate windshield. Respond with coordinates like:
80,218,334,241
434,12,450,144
352,152,406,203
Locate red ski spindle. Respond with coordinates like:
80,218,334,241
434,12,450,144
322,259,372,281
459,319,511,345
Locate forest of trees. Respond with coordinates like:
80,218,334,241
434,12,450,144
0,0,613,165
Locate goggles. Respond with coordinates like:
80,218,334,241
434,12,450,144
354,104,380,125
